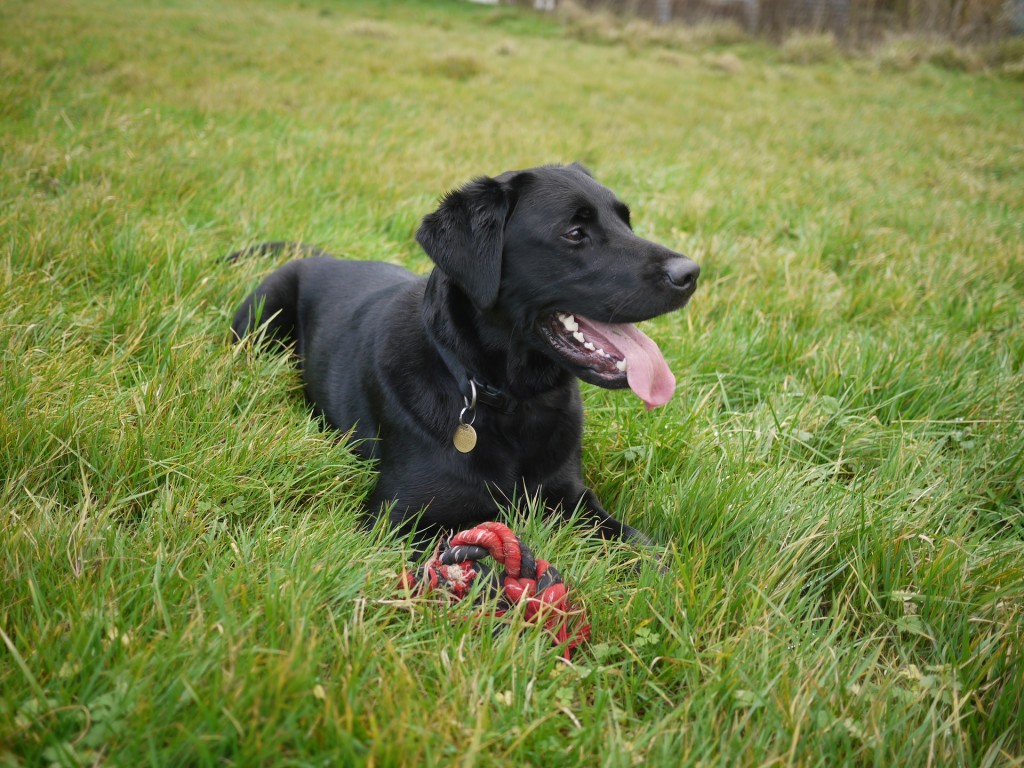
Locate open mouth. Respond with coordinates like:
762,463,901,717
539,312,677,409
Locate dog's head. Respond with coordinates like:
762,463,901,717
416,163,699,408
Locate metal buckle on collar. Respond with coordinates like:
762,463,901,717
459,378,477,427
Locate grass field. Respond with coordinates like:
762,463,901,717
2,0,1023,764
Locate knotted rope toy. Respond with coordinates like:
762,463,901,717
397,522,590,660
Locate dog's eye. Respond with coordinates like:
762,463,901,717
562,227,585,243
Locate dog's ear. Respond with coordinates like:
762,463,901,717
416,176,511,309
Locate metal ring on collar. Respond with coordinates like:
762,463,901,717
459,378,477,426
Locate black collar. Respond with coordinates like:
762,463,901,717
472,378,518,416
434,343,518,416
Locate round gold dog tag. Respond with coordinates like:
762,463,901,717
453,423,477,453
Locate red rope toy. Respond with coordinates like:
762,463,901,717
398,522,590,660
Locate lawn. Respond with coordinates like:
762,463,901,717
1,0,1022,764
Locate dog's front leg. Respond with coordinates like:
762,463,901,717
547,485,655,547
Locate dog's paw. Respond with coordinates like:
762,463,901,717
620,523,655,548
620,525,671,575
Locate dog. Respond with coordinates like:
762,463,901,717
230,163,698,545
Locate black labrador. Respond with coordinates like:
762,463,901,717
230,163,698,545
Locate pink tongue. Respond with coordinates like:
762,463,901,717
577,317,676,409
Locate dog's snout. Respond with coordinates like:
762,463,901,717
666,257,700,293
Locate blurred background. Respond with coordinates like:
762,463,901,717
488,0,1023,42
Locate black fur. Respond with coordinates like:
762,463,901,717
230,163,699,543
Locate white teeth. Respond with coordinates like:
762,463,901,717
558,313,579,332
558,314,618,364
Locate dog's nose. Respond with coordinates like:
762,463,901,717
666,257,700,293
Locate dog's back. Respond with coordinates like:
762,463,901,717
231,252,423,449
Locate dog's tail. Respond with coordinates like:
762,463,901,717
228,242,327,348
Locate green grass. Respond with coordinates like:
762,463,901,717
2,0,1022,764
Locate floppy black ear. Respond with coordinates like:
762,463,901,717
415,176,510,309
